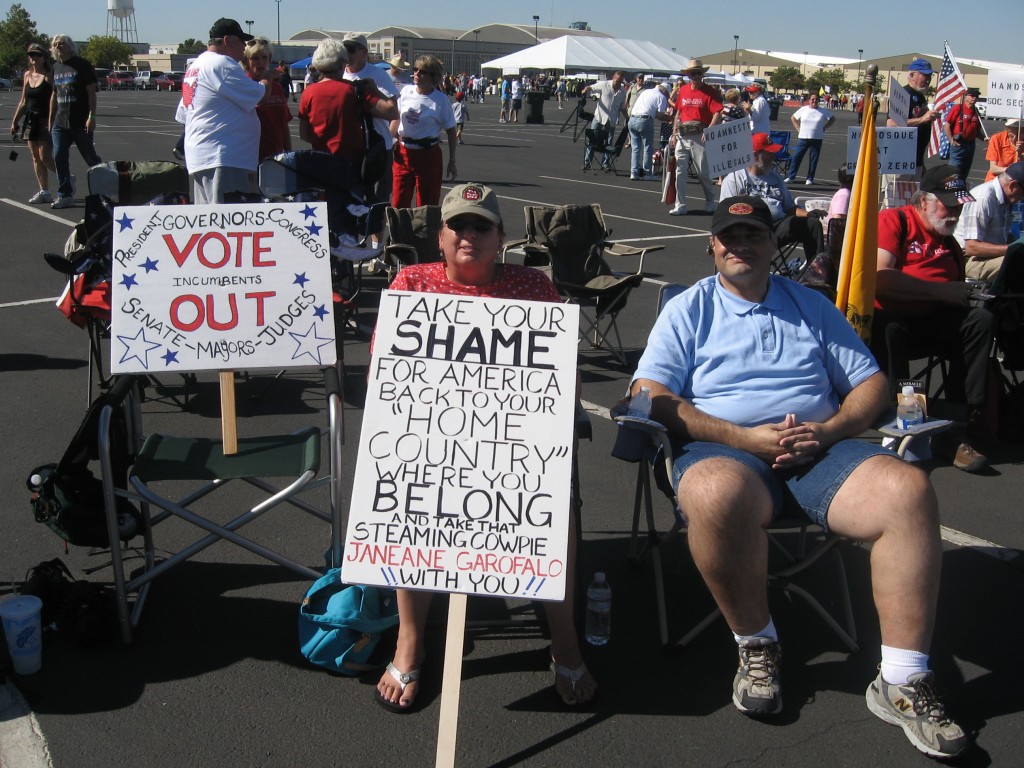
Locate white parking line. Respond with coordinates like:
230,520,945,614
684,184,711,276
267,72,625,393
1,198,77,226
0,297,59,309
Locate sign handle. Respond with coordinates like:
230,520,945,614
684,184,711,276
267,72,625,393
435,593,468,768
219,370,238,455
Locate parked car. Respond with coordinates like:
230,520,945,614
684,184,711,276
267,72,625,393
134,70,164,90
976,97,988,119
154,72,184,92
107,71,136,90
0,77,13,91
94,67,110,90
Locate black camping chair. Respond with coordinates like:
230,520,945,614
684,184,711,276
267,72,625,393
380,205,443,282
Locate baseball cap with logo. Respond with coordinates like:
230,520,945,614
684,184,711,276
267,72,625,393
441,183,502,226
210,18,253,43
752,133,783,154
920,165,975,207
710,196,774,235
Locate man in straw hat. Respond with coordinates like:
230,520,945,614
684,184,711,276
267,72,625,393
670,58,724,216
386,54,411,87
985,118,1024,182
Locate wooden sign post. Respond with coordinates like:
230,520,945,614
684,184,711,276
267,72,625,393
109,202,337,451
344,290,580,765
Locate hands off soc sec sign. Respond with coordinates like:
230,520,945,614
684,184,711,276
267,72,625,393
109,202,336,373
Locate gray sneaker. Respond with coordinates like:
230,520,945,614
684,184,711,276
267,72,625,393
866,670,969,758
733,641,782,716
50,195,75,210
28,189,52,204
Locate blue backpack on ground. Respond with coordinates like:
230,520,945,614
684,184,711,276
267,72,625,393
298,568,399,675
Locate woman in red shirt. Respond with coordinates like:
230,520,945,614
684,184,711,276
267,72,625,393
375,183,597,713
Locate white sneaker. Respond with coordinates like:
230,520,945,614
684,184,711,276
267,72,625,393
50,195,75,210
805,179,815,185
28,190,53,204
669,204,688,216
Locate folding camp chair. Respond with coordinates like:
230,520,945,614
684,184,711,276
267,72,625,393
769,130,792,178
379,205,443,282
48,162,190,406
514,204,663,366
768,196,831,281
98,367,344,643
582,126,627,175
611,283,858,650
259,151,386,321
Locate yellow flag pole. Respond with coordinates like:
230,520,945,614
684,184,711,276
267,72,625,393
835,64,880,343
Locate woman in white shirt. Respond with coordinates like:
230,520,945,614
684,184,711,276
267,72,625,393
785,94,834,185
391,55,457,207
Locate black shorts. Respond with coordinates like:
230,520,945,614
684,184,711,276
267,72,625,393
25,112,51,144
512,98,522,111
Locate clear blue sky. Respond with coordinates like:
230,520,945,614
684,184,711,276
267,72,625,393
15,0,1024,66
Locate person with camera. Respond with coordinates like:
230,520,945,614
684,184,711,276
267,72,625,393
10,42,56,204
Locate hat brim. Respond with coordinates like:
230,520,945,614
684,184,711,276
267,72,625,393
682,67,710,75
933,190,976,207
710,215,772,235
759,143,784,154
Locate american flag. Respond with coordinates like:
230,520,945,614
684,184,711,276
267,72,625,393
927,43,967,157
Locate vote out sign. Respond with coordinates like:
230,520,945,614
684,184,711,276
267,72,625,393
344,291,580,601
110,203,336,373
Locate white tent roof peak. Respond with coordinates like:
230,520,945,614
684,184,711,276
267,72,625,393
482,36,688,74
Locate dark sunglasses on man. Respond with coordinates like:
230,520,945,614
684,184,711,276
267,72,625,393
446,218,494,233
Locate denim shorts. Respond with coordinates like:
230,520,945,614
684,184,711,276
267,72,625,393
670,439,893,532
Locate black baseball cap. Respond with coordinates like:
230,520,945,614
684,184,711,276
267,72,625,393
920,165,975,207
210,18,253,42
711,196,774,235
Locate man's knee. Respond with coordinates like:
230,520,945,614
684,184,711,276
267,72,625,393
832,456,939,538
677,458,773,530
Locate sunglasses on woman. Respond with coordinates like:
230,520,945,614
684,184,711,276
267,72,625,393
446,218,494,233
28,51,43,58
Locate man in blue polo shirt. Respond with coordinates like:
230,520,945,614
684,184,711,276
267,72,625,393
629,196,968,760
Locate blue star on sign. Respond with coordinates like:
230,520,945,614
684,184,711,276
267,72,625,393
289,322,334,366
313,304,329,320
306,222,322,236
120,273,138,290
116,327,162,370
293,272,310,288
116,213,134,231
161,349,179,365
140,257,159,273
300,204,318,220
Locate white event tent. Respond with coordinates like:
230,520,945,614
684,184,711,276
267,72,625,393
481,36,688,76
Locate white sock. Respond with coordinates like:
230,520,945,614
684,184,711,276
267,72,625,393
880,645,929,685
734,618,778,647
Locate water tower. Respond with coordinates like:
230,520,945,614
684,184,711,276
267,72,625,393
107,0,138,43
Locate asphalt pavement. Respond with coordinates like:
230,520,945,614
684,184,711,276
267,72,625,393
0,89,1022,768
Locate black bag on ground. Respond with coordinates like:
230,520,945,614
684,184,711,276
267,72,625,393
21,558,114,646
27,377,140,548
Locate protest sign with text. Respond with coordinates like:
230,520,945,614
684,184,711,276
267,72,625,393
110,203,335,373
887,79,910,126
344,290,580,602
985,69,1024,120
704,120,754,178
846,126,917,175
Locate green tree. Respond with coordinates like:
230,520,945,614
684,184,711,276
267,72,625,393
177,38,206,55
0,3,47,76
770,65,804,92
81,35,134,68
807,67,852,94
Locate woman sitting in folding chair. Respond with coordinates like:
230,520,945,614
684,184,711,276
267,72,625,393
374,183,597,712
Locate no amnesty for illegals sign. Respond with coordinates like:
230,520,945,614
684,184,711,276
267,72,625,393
344,290,580,602
109,202,336,373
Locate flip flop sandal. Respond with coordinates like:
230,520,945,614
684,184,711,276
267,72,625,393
550,660,593,706
375,662,421,714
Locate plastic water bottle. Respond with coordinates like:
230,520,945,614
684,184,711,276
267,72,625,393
896,385,924,429
585,572,612,646
626,387,652,419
